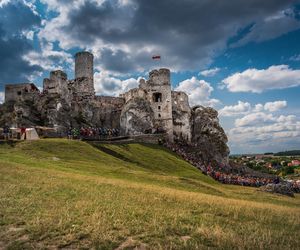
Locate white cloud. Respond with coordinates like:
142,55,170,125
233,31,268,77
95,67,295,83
219,100,287,117
290,54,300,61
94,71,140,96
22,30,35,40
264,100,287,112
253,103,264,112
0,0,10,8
219,101,251,117
235,112,276,127
222,65,300,93
220,99,297,152
199,68,220,77
227,112,300,153
23,42,73,72
0,92,4,104
175,77,220,107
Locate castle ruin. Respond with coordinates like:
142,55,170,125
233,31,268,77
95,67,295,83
0,51,229,164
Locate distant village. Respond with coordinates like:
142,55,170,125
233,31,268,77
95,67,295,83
230,152,300,178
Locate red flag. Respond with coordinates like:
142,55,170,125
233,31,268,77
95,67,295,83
152,55,161,60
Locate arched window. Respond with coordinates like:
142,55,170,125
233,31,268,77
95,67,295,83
153,93,162,102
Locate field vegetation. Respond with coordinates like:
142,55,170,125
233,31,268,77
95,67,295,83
0,139,299,249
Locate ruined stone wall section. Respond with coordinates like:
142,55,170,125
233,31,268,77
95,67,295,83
119,88,147,103
145,69,173,141
172,91,191,143
43,70,69,97
94,96,125,108
121,68,174,141
5,83,40,103
69,78,94,97
92,96,125,129
148,68,170,86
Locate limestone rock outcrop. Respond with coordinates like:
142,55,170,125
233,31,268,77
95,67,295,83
191,106,230,165
120,98,155,135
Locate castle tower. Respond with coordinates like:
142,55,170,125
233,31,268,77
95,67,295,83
74,51,94,95
146,68,174,142
43,70,68,96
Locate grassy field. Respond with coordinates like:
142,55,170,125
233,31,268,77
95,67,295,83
0,139,299,249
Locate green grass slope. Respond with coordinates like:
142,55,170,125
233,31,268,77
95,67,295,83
0,139,299,249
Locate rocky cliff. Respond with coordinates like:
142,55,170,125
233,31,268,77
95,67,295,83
191,106,230,165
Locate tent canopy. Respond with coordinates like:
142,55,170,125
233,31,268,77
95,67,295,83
20,128,40,140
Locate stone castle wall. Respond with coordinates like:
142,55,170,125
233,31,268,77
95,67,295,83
172,91,191,142
120,68,174,141
75,52,94,80
89,96,124,129
74,51,94,96
2,52,200,145
1,51,230,163
43,70,68,97
5,83,40,103
120,88,147,103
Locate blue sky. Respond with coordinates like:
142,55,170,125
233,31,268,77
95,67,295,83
0,0,300,154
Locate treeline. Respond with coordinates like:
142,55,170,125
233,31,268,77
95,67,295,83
274,150,300,156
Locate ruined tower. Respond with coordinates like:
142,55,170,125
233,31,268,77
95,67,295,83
43,70,68,96
74,51,94,95
146,68,174,141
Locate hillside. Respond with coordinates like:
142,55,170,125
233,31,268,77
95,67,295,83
274,150,300,156
0,139,299,249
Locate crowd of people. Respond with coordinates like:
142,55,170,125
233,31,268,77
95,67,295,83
164,142,300,192
2,125,10,140
1,126,28,140
67,127,120,140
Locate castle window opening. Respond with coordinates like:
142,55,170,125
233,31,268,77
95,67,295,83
158,106,161,110
17,91,22,95
158,114,161,118
153,92,162,102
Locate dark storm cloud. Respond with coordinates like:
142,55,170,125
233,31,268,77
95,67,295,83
98,48,136,73
0,1,40,35
0,0,42,89
59,0,300,72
